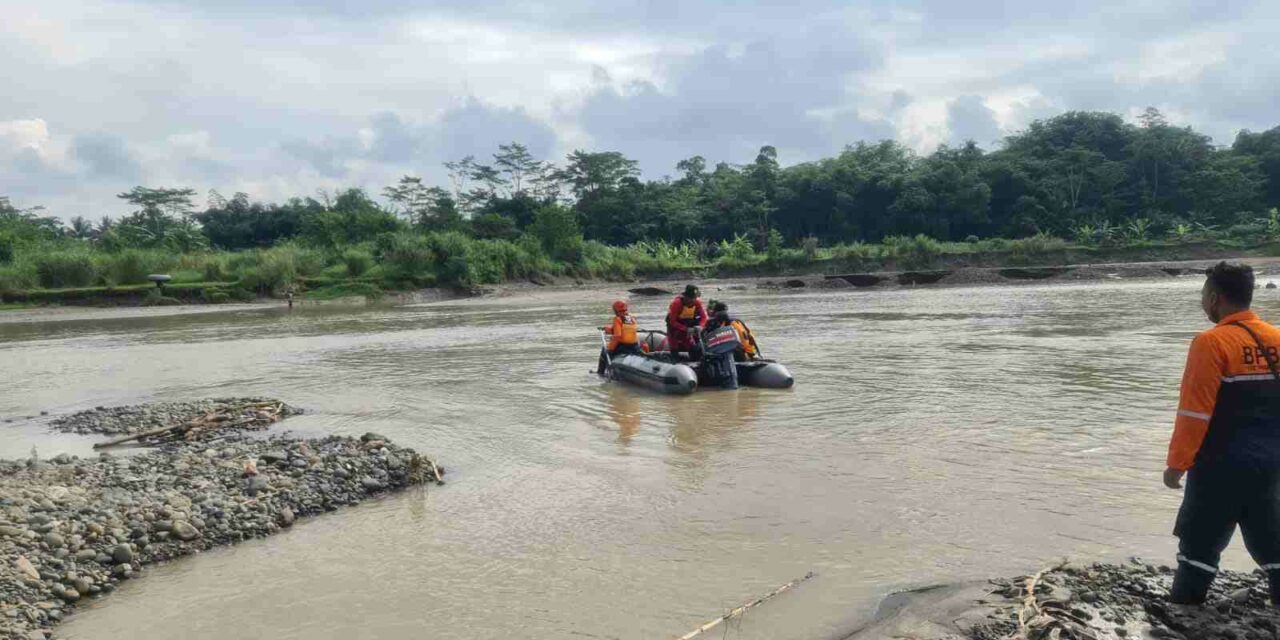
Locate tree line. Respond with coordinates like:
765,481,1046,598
4,108,1280,260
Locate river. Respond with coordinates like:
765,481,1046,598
1,277,1273,639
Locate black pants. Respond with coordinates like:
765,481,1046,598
1172,461,1280,602
597,343,641,375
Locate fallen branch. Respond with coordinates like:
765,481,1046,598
93,423,189,448
93,401,290,448
1007,560,1090,640
676,572,816,640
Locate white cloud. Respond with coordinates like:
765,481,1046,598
1119,31,1236,84
0,119,64,166
1,0,1278,218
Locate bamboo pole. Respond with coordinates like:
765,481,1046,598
676,572,816,640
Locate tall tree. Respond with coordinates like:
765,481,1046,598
1233,126,1280,210
559,151,640,200
493,142,543,196
744,146,780,241
1129,108,1212,216
676,155,708,187
1184,152,1265,225
383,176,433,221
299,188,401,248
112,186,204,250
118,187,198,224
890,142,992,239
196,192,306,249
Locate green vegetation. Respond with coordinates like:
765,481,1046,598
3,109,1280,307
302,281,385,301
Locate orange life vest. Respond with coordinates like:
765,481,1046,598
606,314,639,350
731,319,757,357
679,304,698,321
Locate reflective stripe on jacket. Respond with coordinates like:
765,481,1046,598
1168,310,1280,470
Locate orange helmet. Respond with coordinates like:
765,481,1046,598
612,300,628,313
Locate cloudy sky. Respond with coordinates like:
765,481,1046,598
2,0,1277,218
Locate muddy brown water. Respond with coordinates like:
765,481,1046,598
1,278,1276,639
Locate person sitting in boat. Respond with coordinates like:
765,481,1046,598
598,300,642,375
665,285,707,360
704,301,761,362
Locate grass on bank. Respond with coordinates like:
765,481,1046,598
4,230,1280,308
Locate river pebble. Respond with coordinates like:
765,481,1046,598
0,402,441,639
967,559,1280,640
48,398,303,436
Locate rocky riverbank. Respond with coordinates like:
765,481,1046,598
1,402,442,640
48,398,303,437
851,559,1280,640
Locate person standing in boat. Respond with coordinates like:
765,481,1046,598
665,285,707,360
704,301,762,362
598,300,642,375
1164,262,1280,606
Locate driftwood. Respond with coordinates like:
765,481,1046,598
1006,560,1097,640
406,453,445,485
676,572,816,640
93,401,288,449
427,458,444,485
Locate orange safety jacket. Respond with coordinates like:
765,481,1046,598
604,314,639,351
730,319,758,358
1168,309,1280,470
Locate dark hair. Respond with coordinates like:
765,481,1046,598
709,301,728,314
683,284,700,298
1205,261,1254,307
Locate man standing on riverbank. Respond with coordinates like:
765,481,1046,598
1165,262,1280,605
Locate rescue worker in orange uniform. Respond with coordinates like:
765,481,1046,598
665,285,707,360
1165,262,1280,605
704,301,761,362
598,300,641,376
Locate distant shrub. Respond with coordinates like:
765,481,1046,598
35,252,97,288
801,236,820,261
378,233,436,285
0,265,35,291
429,231,475,287
529,205,584,263
342,248,374,277
229,250,297,294
203,257,229,282
99,249,176,286
766,229,785,262
884,234,942,270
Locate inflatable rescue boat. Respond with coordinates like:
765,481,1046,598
602,328,794,395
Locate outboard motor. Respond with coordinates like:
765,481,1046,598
700,326,741,389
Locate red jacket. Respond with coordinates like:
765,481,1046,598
666,297,707,333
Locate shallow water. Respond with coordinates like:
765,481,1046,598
2,279,1275,639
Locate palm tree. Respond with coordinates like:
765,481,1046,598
94,216,114,237
69,216,93,240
